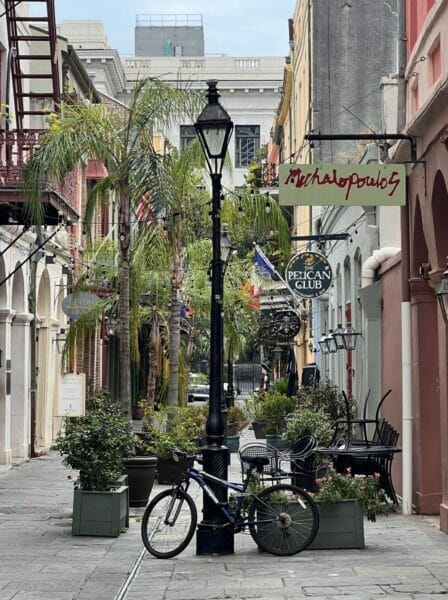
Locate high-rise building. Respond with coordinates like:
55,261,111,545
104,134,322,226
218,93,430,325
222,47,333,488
135,14,205,57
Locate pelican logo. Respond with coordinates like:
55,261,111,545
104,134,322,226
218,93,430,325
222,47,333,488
285,252,333,299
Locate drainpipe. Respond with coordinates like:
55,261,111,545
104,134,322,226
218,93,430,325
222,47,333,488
397,0,413,516
361,247,401,287
29,227,44,458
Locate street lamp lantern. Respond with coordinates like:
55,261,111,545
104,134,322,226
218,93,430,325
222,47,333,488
221,224,236,269
340,322,360,351
333,323,346,350
194,80,234,175
436,261,448,325
318,333,330,355
53,330,67,354
326,329,338,353
195,80,234,556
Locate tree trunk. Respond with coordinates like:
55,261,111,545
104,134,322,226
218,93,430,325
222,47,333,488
167,236,182,406
118,185,132,420
146,315,159,406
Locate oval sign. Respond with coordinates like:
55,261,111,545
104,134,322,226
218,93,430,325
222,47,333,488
285,251,333,299
62,292,101,320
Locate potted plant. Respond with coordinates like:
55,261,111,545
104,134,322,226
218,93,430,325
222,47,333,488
309,469,393,549
258,392,296,451
142,406,206,484
131,398,146,420
245,393,267,439
225,405,249,452
55,398,135,537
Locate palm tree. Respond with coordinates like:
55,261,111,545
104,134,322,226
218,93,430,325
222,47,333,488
23,78,199,419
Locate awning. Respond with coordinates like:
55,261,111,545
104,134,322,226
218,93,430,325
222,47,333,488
86,160,108,179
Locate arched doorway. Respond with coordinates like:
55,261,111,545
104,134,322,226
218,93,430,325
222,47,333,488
0,256,11,466
410,196,441,514
430,171,448,528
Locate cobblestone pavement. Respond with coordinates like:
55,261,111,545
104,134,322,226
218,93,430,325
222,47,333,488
0,429,448,600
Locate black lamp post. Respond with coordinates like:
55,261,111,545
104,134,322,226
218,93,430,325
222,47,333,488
195,80,234,555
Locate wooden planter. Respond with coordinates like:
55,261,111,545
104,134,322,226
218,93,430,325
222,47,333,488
252,421,267,439
122,457,157,507
72,484,129,537
309,499,365,549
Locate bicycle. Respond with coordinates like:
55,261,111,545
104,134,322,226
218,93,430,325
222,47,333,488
141,450,319,559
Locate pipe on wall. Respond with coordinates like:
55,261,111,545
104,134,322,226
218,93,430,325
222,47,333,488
361,247,401,287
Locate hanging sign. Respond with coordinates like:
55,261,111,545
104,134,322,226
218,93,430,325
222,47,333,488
285,252,332,299
62,292,100,320
278,163,406,206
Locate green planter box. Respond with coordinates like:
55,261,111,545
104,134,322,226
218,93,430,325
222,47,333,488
266,434,290,452
72,485,129,537
309,499,365,549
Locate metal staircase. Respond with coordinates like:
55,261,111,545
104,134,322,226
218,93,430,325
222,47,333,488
5,0,60,130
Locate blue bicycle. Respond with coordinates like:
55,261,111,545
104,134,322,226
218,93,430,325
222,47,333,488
141,451,319,558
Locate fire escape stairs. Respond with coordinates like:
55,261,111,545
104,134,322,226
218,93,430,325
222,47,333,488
5,0,60,130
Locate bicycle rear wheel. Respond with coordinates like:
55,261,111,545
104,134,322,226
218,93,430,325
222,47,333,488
248,483,319,556
141,488,197,558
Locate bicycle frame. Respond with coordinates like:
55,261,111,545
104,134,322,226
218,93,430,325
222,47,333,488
178,464,253,526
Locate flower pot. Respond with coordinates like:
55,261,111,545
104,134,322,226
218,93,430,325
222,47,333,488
225,435,240,453
252,420,267,439
132,406,145,420
72,484,129,537
265,434,289,452
122,456,157,507
309,499,365,549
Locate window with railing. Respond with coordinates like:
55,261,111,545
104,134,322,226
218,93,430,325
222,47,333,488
235,125,260,168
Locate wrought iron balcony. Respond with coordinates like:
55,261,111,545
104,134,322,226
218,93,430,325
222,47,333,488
0,129,79,225
260,161,279,188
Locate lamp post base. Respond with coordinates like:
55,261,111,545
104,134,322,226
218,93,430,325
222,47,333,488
195,444,234,555
196,524,234,555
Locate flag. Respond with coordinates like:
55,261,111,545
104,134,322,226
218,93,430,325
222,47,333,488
242,280,260,310
254,245,276,278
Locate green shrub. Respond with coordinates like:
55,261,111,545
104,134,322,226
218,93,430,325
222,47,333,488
141,406,207,458
284,407,332,446
227,405,250,435
259,392,296,435
55,399,135,491
295,379,355,422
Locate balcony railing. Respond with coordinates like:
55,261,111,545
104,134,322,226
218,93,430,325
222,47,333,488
0,129,79,223
261,161,279,188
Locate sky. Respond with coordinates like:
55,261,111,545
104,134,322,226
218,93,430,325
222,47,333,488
51,1,295,57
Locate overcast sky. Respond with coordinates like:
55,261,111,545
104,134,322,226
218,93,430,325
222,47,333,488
51,1,295,57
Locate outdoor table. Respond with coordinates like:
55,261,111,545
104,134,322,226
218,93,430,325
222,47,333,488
313,445,402,504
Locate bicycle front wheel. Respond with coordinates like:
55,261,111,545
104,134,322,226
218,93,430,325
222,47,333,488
141,488,197,558
248,484,319,556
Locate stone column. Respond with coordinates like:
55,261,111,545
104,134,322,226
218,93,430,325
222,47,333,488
11,312,34,460
0,310,16,466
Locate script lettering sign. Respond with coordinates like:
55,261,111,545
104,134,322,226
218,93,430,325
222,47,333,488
279,163,406,206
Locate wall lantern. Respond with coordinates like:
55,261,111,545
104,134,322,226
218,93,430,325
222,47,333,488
436,261,448,325
332,323,346,350
325,329,338,353
318,333,330,355
339,322,361,351
53,330,67,354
